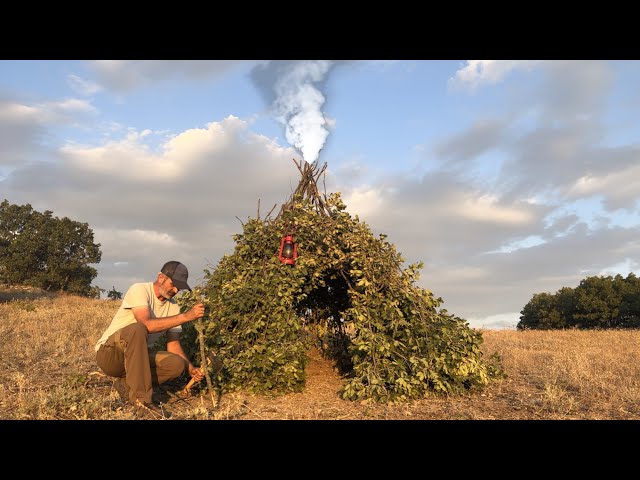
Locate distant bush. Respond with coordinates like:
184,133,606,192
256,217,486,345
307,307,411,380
107,286,122,300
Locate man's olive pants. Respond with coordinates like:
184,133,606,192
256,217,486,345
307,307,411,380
96,322,186,405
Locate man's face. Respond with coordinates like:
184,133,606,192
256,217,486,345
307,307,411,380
158,274,179,299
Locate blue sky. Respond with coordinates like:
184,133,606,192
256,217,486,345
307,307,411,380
1,60,639,329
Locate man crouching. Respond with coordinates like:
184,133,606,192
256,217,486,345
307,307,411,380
95,260,205,417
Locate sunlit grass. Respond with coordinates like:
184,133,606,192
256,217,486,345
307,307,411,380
2,288,640,420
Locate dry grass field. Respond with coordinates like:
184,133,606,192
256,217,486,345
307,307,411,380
2,285,640,420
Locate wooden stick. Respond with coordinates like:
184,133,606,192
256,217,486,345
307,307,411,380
183,375,197,393
196,317,217,408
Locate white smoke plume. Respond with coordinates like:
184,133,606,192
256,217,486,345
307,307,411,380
250,60,334,163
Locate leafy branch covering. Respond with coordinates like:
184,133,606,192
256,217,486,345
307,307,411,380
179,160,502,403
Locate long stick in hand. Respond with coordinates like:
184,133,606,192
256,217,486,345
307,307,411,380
196,316,217,408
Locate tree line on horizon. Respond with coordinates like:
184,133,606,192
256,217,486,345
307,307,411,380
517,273,640,330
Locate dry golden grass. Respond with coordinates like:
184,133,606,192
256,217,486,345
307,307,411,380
2,286,640,420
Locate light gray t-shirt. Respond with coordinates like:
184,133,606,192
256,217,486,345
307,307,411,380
94,282,182,352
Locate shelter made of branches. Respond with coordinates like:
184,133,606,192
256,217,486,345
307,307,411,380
180,160,501,403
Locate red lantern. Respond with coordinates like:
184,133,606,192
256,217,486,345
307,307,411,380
278,234,298,265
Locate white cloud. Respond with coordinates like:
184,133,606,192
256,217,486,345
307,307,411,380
568,163,640,210
467,312,520,330
455,194,534,225
95,228,182,254
43,98,97,118
0,98,96,124
0,102,40,122
431,265,489,282
448,60,543,92
342,186,385,218
598,258,639,277
88,60,248,93
61,136,179,180
0,98,95,164
67,74,103,96
61,116,255,181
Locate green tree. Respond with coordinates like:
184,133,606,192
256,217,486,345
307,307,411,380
518,292,564,329
574,275,622,328
555,287,577,327
617,273,640,327
518,273,640,330
0,199,102,296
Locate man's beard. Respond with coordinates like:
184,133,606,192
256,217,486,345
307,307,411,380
159,281,175,298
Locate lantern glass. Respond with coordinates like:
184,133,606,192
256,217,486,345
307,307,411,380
282,242,294,258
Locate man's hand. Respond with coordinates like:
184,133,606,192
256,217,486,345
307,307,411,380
188,303,205,321
188,364,205,382
177,365,206,397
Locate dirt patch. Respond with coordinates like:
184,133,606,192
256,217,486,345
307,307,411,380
155,347,359,420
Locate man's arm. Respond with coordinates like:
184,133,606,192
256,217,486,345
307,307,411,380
166,331,205,380
131,303,205,334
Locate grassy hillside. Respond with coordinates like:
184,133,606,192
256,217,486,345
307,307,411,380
2,286,640,420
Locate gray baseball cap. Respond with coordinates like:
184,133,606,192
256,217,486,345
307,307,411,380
161,261,191,291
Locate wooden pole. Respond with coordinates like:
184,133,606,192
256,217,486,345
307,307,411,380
196,316,217,408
